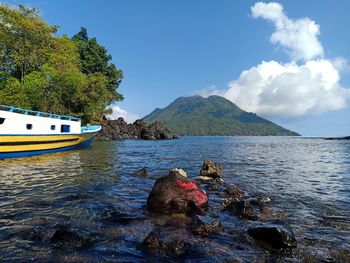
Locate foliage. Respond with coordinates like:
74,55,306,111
0,4,123,122
143,95,300,136
72,27,124,110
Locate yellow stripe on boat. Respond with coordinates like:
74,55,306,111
0,134,93,153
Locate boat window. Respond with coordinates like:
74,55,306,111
61,124,70,133
51,125,56,130
0,118,4,124
26,124,32,130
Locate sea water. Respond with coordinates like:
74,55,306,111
0,137,349,262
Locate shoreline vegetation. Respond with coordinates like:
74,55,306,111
0,4,123,123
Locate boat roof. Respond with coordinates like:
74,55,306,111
0,105,80,122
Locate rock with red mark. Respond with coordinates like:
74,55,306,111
147,169,209,214
199,159,222,179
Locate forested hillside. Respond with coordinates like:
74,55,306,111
144,96,299,136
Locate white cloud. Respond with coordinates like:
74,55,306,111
192,85,222,98
251,2,324,61
332,57,350,73
196,2,350,120
220,59,350,118
108,106,139,123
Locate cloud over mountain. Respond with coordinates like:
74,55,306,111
223,60,348,118
200,2,350,119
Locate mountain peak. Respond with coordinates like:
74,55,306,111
143,96,299,136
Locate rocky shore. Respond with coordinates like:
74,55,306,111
14,158,349,262
141,160,297,257
95,117,178,140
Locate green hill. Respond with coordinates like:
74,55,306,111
143,95,300,136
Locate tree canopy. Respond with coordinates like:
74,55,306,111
0,4,123,122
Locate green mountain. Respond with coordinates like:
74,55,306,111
143,95,299,136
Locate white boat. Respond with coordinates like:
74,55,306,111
0,105,101,159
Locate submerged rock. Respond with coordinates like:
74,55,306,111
147,169,208,214
218,198,258,220
225,184,245,200
199,159,222,179
191,216,224,236
131,167,149,177
248,220,297,249
142,232,188,257
249,196,272,207
49,225,96,249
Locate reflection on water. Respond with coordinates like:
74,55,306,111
0,137,349,262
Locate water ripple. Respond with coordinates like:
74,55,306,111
0,137,349,261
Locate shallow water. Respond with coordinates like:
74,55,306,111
0,137,349,262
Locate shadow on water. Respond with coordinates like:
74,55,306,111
0,138,349,262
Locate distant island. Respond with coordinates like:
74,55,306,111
143,95,299,136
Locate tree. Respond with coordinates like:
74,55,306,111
0,4,57,83
72,27,123,103
0,5,123,122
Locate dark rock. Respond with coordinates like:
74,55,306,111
101,209,143,224
206,183,220,191
225,184,245,200
199,159,222,179
142,232,188,257
49,225,95,249
147,169,208,214
192,216,223,236
218,197,237,211
249,196,271,206
218,199,258,220
325,136,350,140
248,220,297,249
234,200,259,220
131,167,149,177
96,118,178,140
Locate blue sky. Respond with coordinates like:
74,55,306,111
3,0,350,136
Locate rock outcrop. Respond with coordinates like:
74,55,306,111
96,118,178,140
147,168,208,214
199,159,222,179
248,220,297,249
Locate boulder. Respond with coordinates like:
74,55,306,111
248,220,297,249
191,216,223,236
199,160,222,179
217,185,245,211
147,169,208,214
142,232,188,257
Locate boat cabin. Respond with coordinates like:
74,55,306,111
0,105,81,135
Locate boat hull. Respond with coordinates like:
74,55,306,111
0,133,95,159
